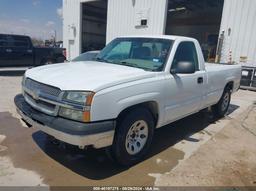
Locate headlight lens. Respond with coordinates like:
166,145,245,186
63,91,94,105
60,91,95,122
59,107,85,122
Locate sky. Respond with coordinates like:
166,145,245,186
0,0,63,41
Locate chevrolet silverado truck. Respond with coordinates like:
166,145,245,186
15,35,241,166
0,34,66,67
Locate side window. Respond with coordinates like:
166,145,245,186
12,36,30,48
172,42,199,71
0,35,8,47
6,36,14,47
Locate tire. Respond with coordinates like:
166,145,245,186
111,107,155,166
56,56,66,63
41,59,55,65
212,87,231,118
45,60,54,65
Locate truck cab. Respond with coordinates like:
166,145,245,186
0,34,34,67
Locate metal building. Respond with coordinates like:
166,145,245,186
63,0,256,67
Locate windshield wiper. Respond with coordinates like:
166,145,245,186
120,61,138,68
119,61,149,71
95,57,109,63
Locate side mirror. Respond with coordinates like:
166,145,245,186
171,61,195,74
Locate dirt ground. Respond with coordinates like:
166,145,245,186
155,104,256,186
0,70,256,189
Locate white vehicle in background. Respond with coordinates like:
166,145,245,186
15,35,241,166
72,50,100,62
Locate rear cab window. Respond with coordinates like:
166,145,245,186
0,35,30,48
12,36,30,48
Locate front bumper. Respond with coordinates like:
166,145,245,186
14,94,115,148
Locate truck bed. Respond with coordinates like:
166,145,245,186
205,62,241,71
205,62,241,93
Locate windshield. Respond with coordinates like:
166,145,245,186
72,52,99,62
96,38,173,71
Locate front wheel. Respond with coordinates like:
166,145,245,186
111,107,155,166
212,87,231,118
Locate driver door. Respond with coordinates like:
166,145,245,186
164,41,206,123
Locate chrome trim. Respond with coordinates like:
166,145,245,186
23,86,90,112
25,78,61,97
40,96,90,111
24,94,56,116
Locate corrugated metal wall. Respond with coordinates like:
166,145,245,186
63,0,167,59
63,0,256,64
63,0,82,60
219,0,256,66
106,0,167,43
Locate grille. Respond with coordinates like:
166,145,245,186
25,78,61,97
25,92,56,111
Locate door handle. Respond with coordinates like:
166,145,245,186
197,77,204,84
6,49,12,53
27,49,33,53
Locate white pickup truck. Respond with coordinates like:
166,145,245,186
15,35,241,166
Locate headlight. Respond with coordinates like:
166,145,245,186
59,91,95,122
63,91,95,105
59,107,85,122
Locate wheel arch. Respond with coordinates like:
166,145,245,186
225,81,234,92
40,58,56,65
216,81,234,103
116,101,159,128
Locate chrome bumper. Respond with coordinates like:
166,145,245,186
15,94,115,149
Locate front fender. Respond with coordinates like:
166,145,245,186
90,78,166,124
117,92,160,107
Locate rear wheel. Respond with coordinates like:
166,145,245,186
45,59,54,65
41,59,55,65
111,107,155,166
56,56,66,63
212,87,231,118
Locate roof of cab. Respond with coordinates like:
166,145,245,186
117,35,196,41
0,33,30,38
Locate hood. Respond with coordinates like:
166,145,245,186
25,61,156,91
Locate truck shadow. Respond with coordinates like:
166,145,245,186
32,104,239,180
